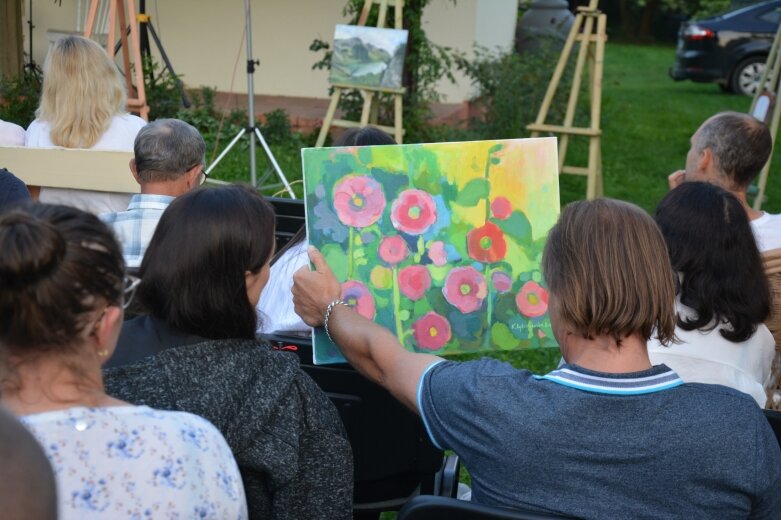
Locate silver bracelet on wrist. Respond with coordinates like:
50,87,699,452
323,299,348,343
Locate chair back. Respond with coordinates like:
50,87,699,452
265,332,449,515
762,248,781,410
267,197,305,253
397,495,577,520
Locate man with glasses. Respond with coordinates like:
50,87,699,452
101,119,206,269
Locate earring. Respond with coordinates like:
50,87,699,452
97,349,109,358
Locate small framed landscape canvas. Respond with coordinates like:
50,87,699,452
329,24,408,90
303,138,560,364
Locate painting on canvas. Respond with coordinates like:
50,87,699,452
303,138,561,364
329,24,408,89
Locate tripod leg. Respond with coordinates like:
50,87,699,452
254,128,296,198
205,128,248,176
147,21,191,108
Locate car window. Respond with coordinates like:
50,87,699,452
758,8,781,25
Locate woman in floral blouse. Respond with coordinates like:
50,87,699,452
0,203,248,519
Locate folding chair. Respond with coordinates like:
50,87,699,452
265,333,459,519
397,495,577,520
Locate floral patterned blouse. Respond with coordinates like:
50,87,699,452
21,405,248,520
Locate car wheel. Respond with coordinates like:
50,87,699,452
730,56,767,96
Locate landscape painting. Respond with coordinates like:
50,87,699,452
329,24,408,90
303,138,561,364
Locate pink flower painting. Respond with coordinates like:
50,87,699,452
378,235,409,266
491,271,513,293
391,189,437,235
467,222,507,264
341,280,376,320
427,241,448,266
412,311,452,350
516,281,548,318
398,265,432,301
443,266,488,313
491,197,513,220
333,175,386,228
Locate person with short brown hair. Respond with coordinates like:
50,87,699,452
292,197,781,519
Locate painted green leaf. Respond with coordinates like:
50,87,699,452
497,210,532,245
491,322,518,350
322,243,348,281
455,178,490,207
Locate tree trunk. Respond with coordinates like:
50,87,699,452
0,0,24,78
639,0,661,41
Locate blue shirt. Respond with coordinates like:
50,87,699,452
100,194,174,268
418,359,781,519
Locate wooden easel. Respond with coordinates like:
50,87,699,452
527,0,606,199
84,0,149,120
315,0,405,147
749,23,781,211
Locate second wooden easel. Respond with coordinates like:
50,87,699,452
527,0,606,199
315,0,405,147
749,22,781,211
84,0,150,120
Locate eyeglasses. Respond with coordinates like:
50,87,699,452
197,165,209,185
123,274,141,310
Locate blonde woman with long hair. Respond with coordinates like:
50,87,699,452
25,35,146,214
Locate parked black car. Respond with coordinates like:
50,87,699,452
670,0,781,95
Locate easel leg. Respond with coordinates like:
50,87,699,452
394,93,403,143
316,88,342,147
360,90,375,126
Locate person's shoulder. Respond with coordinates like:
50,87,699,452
139,407,234,448
115,113,147,129
674,381,760,409
427,358,532,387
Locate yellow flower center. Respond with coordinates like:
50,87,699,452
480,236,492,250
527,293,539,305
429,327,438,337
408,206,421,219
352,195,364,208
460,283,471,296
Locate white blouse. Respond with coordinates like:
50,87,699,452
256,239,310,334
648,301,775,407
21,405,248,520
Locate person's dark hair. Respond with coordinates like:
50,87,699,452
333,126,396,147
655,182,770,342
133,118,206,183
0,204,124,351
138,185,275,339
270,126,396,266
0,169,31,213
696,112,772,189
0,406,57,520
542,198,677,346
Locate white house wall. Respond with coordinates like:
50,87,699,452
22,0,516,104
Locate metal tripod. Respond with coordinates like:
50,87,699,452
204,0,295,197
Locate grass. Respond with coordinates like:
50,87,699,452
207,42,781,375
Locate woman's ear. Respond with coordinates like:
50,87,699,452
92,306,123,362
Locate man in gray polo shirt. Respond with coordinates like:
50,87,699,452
292,198,781,519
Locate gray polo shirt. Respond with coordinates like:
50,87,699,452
418,360,781,519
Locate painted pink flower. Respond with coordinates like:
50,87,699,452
443,266,488,313
333,175,386,228
378,235,408,266
428,241,447,266
412,311,452,350
492,271,512,293
341,280,376,320
467,222,507,263
391,189,437,235
491,197,512,220
516,281,548,318
398,265,432,301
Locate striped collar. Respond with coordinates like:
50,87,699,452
536,364,684,395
